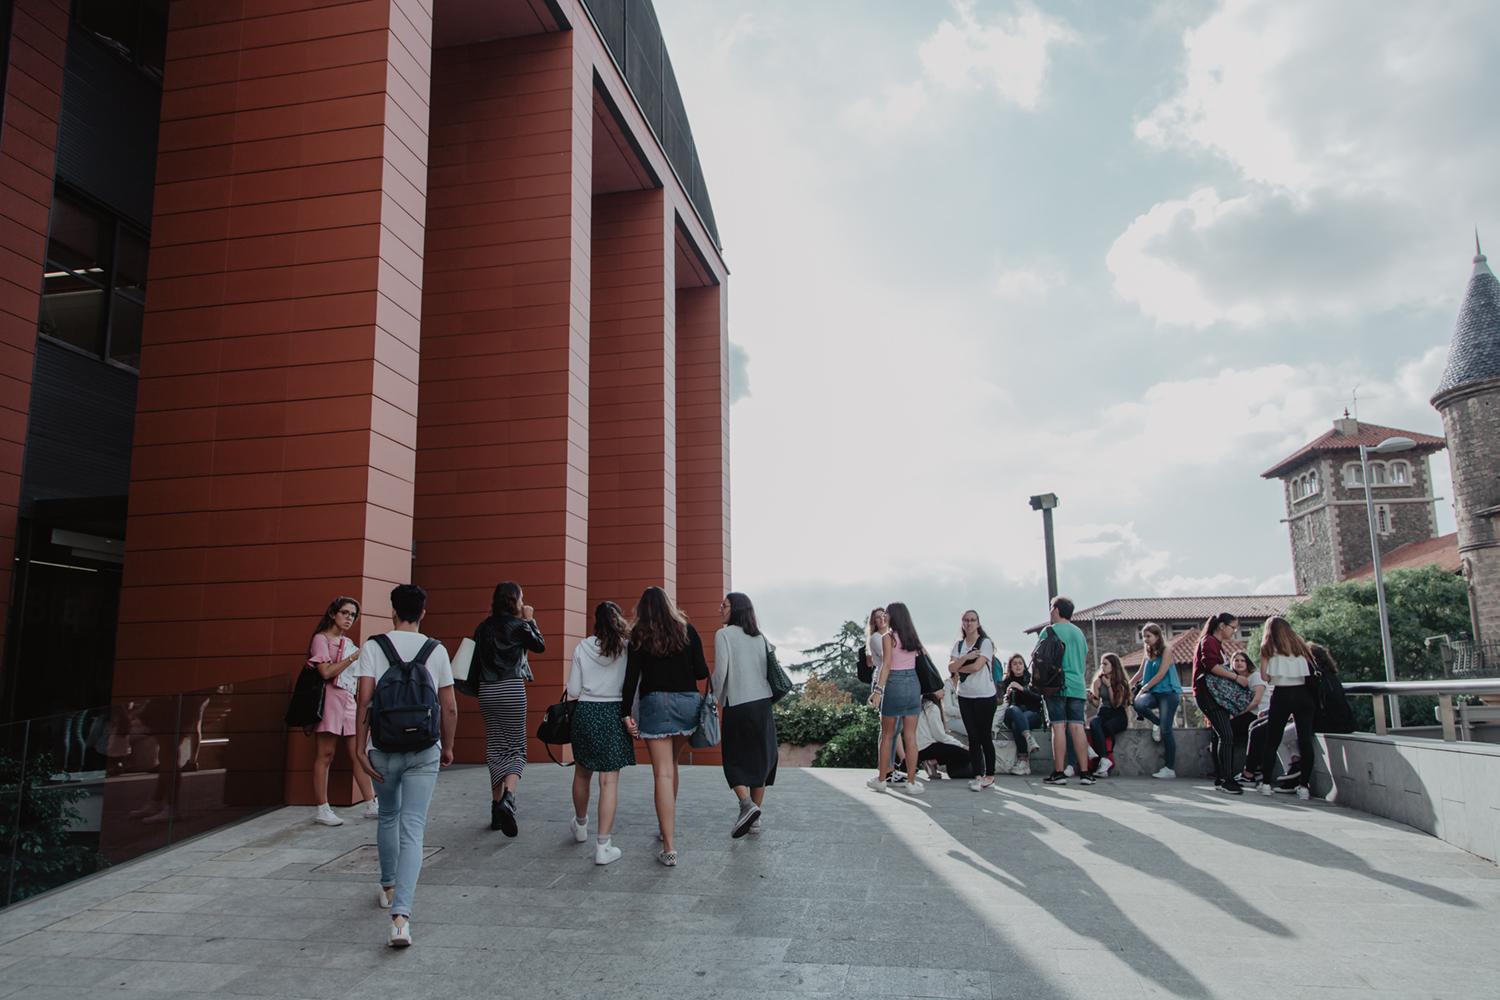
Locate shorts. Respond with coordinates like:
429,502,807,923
1045,695,1086,725
879,668,921,718
637,690,702,739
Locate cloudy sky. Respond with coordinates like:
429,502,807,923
652,0,1497,662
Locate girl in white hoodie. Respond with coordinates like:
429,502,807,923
567,601,635,865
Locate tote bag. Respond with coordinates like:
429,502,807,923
691,676,721,748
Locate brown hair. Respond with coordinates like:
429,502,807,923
1141,622,1166,660
1096,653,1129,708
593,601,630,659
312,596,360,642
1259,615,1313,665
631,586,690,658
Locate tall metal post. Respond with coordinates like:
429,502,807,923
1360,445,1402,728
1041,507,1058,601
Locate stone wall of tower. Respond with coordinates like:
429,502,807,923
1437,384,1500,642
1284,457,1339,593
1330,452,1440,578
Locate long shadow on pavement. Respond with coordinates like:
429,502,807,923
1144,789,1476,909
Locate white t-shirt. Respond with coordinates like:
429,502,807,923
1248,672,1271,716
950,637,997,698
351,630,455,688
351,631,455,749
1263,654,1310,685
867,631,887,673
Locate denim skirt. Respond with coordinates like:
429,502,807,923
880,668,921,718
638,690,702,739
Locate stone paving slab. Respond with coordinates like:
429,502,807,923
6,764,1499,999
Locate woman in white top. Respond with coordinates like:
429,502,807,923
306,596,374,827
1256,616,1317,800
901,690,971,780
948,610,997,791
566,602,634,865
714,592,778,838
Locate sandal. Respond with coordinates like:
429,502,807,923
656,849,678,867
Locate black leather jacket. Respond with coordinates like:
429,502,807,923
472,614,546,683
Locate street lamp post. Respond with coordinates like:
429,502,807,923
1090,608,1122,668
1360,436,1416,729
1029,493,1059,601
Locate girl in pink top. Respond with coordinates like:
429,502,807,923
308,596,375,826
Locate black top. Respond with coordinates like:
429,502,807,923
473,614,545,683
620,624,709,717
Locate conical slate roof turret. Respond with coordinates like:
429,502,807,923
1433,232,1500,405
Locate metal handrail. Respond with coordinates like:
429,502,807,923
1340,678,1500,741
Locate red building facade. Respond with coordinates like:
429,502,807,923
0,0,729,804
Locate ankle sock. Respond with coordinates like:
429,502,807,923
575,815,587,825
597,835,610,847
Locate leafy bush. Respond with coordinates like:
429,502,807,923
774,698,875,746
814,713,882,768
0,753,102,904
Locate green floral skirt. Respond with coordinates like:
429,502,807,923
572,700,636,772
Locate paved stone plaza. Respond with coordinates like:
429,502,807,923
2,765,1496,999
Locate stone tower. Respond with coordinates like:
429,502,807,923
1432,237,1500,643
1262,419,1445,594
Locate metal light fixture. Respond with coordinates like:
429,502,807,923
1360,435,1415,728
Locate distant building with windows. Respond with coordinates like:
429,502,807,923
1261,418,1448,594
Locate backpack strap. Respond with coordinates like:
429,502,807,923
372,633,404,670
411,638,440,670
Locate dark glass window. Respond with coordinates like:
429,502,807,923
75,0,168,81
39,190,148,370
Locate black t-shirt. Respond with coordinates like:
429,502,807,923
620,624,709,717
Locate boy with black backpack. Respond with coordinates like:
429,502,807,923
352,584,457,949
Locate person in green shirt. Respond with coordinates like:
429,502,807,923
1040,596,1093,786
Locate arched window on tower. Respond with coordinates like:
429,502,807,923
1389,461,1410,485
1309,470,1319,494
1344,462,1363,486
1370,462,1388,486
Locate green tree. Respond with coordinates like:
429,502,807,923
1271,565,1473,731
790,620,870,703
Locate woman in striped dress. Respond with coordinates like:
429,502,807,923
471,581,545,836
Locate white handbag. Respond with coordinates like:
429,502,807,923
451,637,476,683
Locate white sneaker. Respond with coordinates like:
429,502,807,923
748,818,763,835
388,919,411,948
1295,786,1311,801
1008,761,1031,776
1151,724,1161,743
1063,765,1075,778
1025,732,1040,754
865,776,888,792
968,779,984,792
1095,758,1113,778
362,800,379,820
902,780,924,796
313,804,343,827
594,843,622,866
377,885,393,909
1151,767,1175,780
1261,782,1274,797
570,816,589,843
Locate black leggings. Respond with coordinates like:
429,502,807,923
919,742,974,779
958,695,997,777
1198,685,1237,781
1259,682,1317,788
1088,707,1128,760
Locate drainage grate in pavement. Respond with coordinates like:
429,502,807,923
314,844,443,874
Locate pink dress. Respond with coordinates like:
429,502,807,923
310,634,358,736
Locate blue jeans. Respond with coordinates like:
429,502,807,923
371,744,441,919
1133,690,1180,770
1002,705,1041,755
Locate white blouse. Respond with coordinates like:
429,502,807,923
1263,654,1311,684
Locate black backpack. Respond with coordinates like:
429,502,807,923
369,634,442,752
1030,626,1066,696
1312,664,1356,734
856,645,873,684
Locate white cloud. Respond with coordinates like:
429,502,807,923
846,1,1076,130
1113,0,1500,327
993,263,1064,302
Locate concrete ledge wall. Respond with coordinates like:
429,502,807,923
1027,728,1216,777
1314,733,1500,863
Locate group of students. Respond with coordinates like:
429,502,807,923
300,582,781,948
864,596,1333,799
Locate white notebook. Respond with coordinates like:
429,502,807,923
451,637,476,682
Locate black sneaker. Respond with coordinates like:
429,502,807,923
1043,771,1067,785
490,800,505,831
497,791,518,837
1078,773,1096,786
1218,778,1244,796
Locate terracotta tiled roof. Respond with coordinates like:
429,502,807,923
1025,595,1298,634
1260,421,1446,479
1120,633,1244,669
1346,532,1461,579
